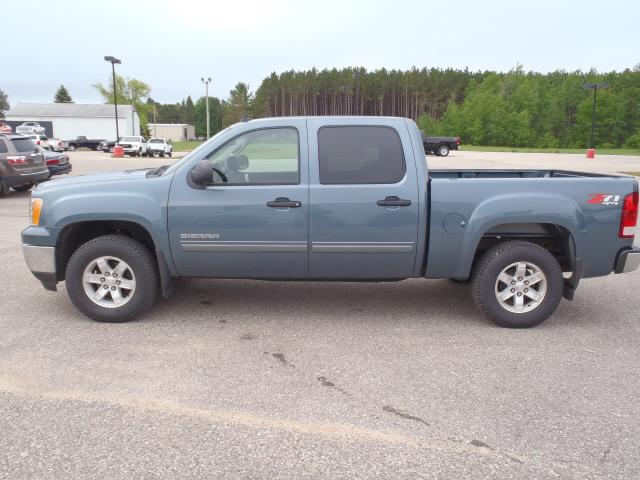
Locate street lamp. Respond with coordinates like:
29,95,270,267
104,56,121,141
583,82,609,150
353,69,362,115
201,77,212,139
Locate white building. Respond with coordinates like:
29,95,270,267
147,123,196,142
4,103,140,140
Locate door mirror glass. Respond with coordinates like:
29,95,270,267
190,159,213,187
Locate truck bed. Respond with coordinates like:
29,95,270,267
429,169,623,179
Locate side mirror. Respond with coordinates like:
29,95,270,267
189,160,213,188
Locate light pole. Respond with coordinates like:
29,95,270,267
353,69,362,115
201,77,211,139
104,56,121,141
583,82,608,149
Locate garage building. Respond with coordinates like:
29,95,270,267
147,123,196,142
4,103,140,140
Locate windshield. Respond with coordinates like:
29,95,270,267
149,139,164,144
120,136,139,142
11,138,36,152
161,126,233,176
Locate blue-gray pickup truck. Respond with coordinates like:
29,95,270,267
21,116,640,328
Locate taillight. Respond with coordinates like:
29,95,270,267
619,192,639,238
46,158,59,165
7,155,27,165
456,137,461,145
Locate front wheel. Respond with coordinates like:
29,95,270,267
65,235,159,322
471,240,563,328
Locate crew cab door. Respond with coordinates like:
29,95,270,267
308,118,419,279
168,120,309,278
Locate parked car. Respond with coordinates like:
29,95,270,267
15,122,45,135
421,131,460,156
48,138,64,152
0,134,49,194
21,116,639,327
63,136,106,151
0,122,12,134
35,146,72,178
118,136,148,157
28,134,50,150
146,137,172,157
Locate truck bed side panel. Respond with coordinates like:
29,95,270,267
425,176,638,279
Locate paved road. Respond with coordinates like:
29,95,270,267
1,150,639,479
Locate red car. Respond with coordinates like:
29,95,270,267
0,122,12,134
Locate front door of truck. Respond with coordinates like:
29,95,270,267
168,121,309,278
307,119,419,279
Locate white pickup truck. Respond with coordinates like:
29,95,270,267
118,136,148,157
146,138,173,157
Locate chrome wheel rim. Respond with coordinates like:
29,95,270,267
495,262,547,313
82,256,136,308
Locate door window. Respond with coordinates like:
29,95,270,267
206,128,299,185
318,126,405,184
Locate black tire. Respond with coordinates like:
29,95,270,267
437,144,449,156
168,150,172,158
471,240,563,328
12,183,34,192
160,152,165,158
65,235,159,323
0,179,8,196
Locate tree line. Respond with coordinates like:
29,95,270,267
4,64,640,147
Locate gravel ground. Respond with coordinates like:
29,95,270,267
1,149,639,479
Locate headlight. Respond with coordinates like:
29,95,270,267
30,198,43,226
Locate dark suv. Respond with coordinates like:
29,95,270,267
0,134,50,195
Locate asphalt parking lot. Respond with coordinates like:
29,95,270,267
1,149,640,479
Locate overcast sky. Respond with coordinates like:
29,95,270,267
3,0,639,106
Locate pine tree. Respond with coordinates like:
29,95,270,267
54,85,73,103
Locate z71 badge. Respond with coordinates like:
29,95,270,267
587,193,620,206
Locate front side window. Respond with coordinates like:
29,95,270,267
318,126,405,184
206,128,299,185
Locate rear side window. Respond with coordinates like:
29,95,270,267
318,126,405,184
0,141,8,153
11,138,35,152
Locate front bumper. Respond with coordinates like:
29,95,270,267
22,244,57,291
614,248,640,274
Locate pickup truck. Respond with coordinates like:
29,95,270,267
21,116,640,328
146,137,173,157
64,136,106,151
118,136,148,157
422,132,460,156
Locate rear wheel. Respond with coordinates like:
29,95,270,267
65,235,159,322
471,240,563,328
12,183,34,192
437,144,450,156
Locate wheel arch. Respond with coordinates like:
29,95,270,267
55,220,175,297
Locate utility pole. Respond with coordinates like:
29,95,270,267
201,77,211,139
104,56,121,140
153,104,157,137
583,82,609,149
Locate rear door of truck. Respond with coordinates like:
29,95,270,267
307,118,420,279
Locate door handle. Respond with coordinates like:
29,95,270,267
267,197,302,208
377,196,411,207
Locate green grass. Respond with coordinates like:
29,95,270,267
621,172,640,176
172,140,203,152
463,145,640,156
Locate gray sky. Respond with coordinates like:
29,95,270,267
3,0,639,105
